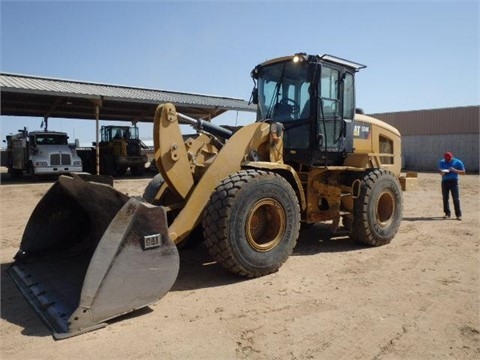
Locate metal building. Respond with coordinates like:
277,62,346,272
0,72,256,175
370,106,479,172
0,72,255,122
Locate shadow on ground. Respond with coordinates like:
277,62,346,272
0,223,363,339
1,263,52,338
403,216,449,221
0,170,156,185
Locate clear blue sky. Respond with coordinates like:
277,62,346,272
1,0,479,144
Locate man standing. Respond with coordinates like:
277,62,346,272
439,152,466,220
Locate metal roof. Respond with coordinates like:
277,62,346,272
0,72,256,122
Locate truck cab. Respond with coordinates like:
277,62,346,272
28,131,83,176
4,129,83,178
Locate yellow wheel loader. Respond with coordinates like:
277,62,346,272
8,53,416,339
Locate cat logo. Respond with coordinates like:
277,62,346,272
353,123,371,139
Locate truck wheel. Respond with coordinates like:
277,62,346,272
115,166,127,177
26,161,38,181
130,165,145,176
9,168,23,179
203,169,300,278
351,169,403,246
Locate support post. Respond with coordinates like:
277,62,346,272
95,104,100,175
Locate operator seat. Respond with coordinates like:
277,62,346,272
300,99,311,119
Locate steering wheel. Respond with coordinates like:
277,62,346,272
279,98,300,115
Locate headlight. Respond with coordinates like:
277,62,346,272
73,161,82,166
293,53,307,63
35,161,48,166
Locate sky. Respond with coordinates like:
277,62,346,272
1,0,479,144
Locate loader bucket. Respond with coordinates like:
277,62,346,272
7,174,179,339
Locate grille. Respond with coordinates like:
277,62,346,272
50,153,71,165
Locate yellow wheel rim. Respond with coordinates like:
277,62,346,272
246,199,286,252
376,190,395,227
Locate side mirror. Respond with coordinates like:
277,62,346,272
251,88,258,105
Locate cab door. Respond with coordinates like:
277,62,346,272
312,65,355,166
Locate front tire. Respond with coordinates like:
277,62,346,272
203,169,300,278
142,174,203,248
142,173,165,204
351,169,403,246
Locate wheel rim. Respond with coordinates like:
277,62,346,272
246,198,286,252
376,190,395,227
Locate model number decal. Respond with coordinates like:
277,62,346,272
353,123,371,139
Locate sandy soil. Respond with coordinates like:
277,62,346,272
0,172,479,359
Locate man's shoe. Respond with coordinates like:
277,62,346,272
443,215,450,219
457,217,462,221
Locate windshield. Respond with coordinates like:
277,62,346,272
32,134,68,145
256,61,311,122
103,126,139,142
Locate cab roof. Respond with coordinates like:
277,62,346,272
255,53,366,72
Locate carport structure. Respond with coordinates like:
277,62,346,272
0,72,256,173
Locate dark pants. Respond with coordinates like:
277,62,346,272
442,179,462,217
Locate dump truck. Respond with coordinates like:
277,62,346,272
77,125,148,176
1,127,83,178
8,53,416,339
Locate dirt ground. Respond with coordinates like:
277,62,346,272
0,171,479,359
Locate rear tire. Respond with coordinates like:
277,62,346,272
351,169,403,246
203,169,300,278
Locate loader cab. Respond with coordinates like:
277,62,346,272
251,53,365,167
101,125,140,142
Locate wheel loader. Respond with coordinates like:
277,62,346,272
76,125,148,176
7,53,416,339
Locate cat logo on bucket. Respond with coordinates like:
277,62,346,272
143,233,162,249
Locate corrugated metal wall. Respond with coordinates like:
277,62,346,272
401,134,479,171
369,106,479,172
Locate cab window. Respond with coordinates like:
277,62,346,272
320,66,340,118
343,72,355,120
318,66,342,150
